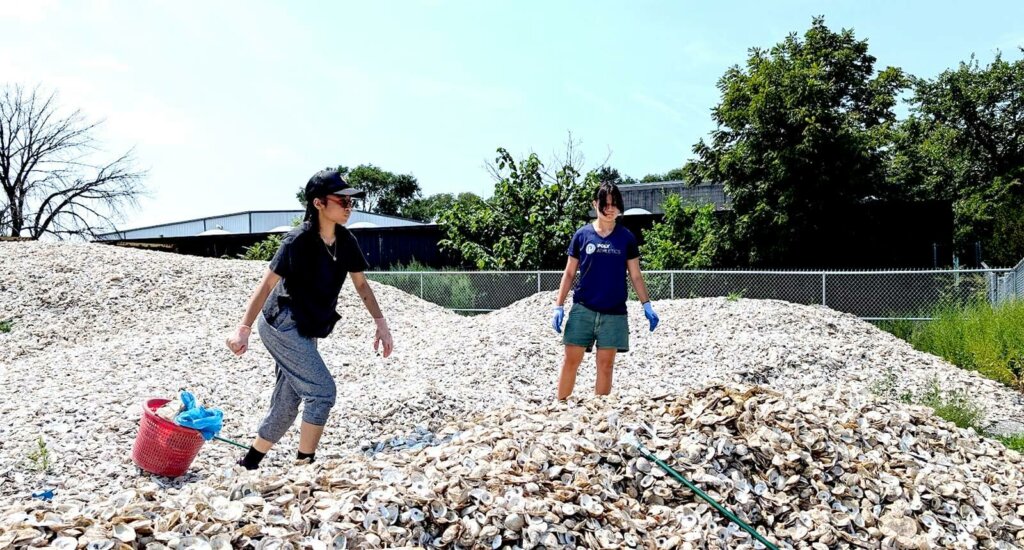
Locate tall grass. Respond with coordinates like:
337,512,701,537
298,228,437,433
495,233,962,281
877,300,1024,389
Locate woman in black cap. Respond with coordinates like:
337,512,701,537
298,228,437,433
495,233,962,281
225,168,394,469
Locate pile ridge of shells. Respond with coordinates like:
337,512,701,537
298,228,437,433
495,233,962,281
1,242,1023,549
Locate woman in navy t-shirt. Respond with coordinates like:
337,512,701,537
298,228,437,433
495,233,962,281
551,182,660,399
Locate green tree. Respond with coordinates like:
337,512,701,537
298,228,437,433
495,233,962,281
400,192,484,223
403,193,453,222
295,164,420,216
595,166,638,186
685,17,908,266
346,164,421,216
640,168,686,183
890,53,1024,264
639,195,726,269
438,148,598,269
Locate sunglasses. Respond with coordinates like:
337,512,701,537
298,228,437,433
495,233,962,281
324,195,354,208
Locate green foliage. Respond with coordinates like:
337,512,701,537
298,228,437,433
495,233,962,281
982,175,1024,265
727,290,745,302
438,147,599,270
595,166,638,186
27,436,52,472
367,261,476,310
346,164,422,216
873,318,918,343
241,234,282,262
916,378,986,430
685,17,908,266
639,195,724,269
995,434,1024,453
889,54,1024,264
877,299,1024,389
402,192,484,223
0,319,11,333
870,372,984,430
640,168,686,183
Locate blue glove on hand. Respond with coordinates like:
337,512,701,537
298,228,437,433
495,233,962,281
642,302,659,332
552,306,565,333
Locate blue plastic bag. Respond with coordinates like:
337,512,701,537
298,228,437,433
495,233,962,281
175,391,223,441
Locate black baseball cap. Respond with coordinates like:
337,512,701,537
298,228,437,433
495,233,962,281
304,169,365,202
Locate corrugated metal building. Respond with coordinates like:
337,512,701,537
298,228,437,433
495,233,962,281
94,210,423,241
92,182,730,266
615,181,729,215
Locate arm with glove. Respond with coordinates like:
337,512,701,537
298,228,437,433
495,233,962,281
627,258,659,331
552,256,580,333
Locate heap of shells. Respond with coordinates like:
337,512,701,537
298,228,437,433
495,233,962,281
3,385,1024,549
2,242,1024,548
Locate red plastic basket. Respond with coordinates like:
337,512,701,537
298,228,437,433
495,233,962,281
131,398,205,477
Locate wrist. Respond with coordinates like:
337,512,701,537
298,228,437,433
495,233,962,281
237,324,252,334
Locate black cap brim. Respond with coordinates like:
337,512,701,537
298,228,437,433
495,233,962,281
331,188,365,198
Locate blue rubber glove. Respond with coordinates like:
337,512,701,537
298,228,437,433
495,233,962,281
642,301,659,332
552,306,565,333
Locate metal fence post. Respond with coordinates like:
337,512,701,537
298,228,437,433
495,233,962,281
419,273,424,299
537,270,541,294
670,272,675,300
821,273,827,306
986,270,997,305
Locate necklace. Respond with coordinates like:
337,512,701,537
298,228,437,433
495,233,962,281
322,238,337,261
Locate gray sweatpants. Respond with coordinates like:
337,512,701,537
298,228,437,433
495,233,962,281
255,307,337,443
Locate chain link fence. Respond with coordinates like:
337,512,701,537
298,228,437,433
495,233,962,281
992,257,1024,305
366,268,1009,320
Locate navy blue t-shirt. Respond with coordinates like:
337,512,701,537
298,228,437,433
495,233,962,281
567,223,640,315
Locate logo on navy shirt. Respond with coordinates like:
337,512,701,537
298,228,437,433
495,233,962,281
586,242,620,255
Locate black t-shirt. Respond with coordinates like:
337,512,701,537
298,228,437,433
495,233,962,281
262,222,370,338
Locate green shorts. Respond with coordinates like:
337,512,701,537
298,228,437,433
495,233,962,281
562,303,629,352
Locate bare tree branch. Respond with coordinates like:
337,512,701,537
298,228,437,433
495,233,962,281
0,84,147,239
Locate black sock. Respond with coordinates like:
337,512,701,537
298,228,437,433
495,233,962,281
297,450,315,463
238,447,266,470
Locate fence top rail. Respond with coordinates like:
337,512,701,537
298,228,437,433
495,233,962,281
365,268,1011,276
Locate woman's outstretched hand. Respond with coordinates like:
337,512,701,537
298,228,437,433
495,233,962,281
373,318,393,358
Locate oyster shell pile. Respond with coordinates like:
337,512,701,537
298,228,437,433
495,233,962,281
1,242,1023,548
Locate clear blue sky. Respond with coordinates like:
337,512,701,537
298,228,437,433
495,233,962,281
2,0,1021,230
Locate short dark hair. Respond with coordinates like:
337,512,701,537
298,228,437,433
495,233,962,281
594,182,624,216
